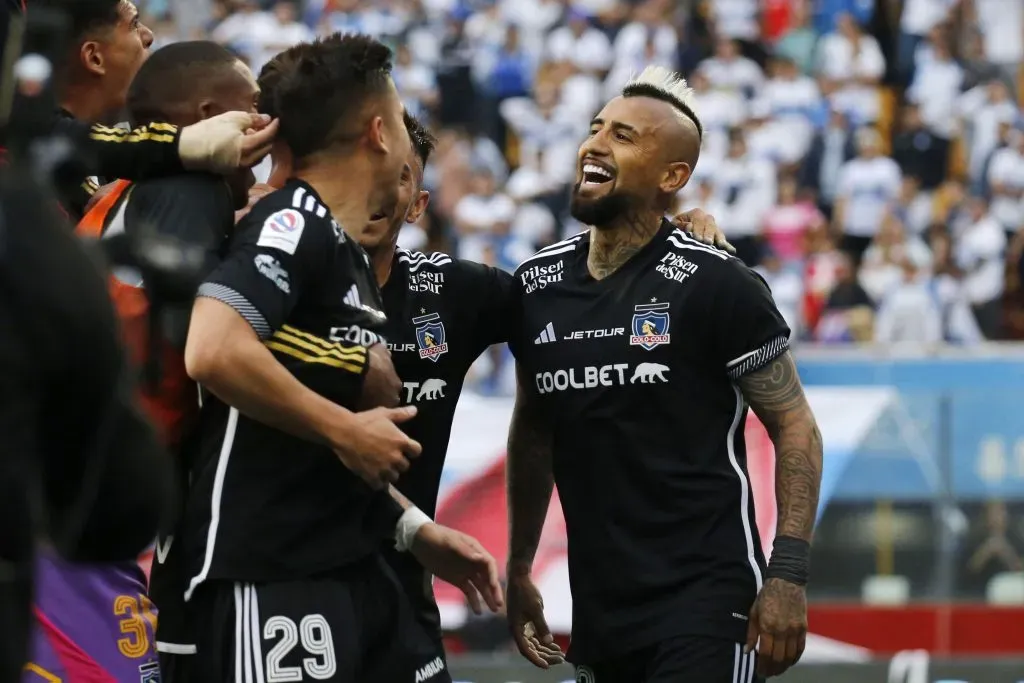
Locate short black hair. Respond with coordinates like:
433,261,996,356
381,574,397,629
127,41,240,124
257,43,305,120
403,111,436,168
622,82,704,140
34,0,121,40
265,33,395,161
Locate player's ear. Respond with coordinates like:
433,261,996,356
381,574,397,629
405,190,430,224
366,116,388,155
81,40,105,76
660,162,692,195
197,99,226,122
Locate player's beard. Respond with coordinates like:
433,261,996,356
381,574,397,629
569,183,637,229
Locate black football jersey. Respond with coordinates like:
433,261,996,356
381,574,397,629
181,179,401,595
379,248,517,635
509,220,791,662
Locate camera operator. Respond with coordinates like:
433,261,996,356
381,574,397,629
13,0,279,221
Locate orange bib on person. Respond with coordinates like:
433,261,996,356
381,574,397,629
76,179,198,448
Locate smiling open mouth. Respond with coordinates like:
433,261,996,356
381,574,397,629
582,163,614,186
369,211,387,221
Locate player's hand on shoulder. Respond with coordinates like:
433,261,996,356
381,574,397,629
360,343,402,409
179,112,278,175
505,572,564,669
670,207,736,254
234,183,278,224
745,577,808,678
332,406,421,489
410,524,504,615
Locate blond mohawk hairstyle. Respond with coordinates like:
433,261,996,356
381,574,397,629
622,65,703,139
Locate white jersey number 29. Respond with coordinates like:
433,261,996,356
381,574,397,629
264,614,337,682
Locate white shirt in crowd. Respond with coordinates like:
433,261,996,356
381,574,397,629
712,154,777,238
758,75,822,160
698,56,764,97
756,266,804,338
710,0,760,41
836,156,902,237
248,18,315,73
900,0,955,36
817,32,886,122
955,212,1007,304
858,236,933,302
957,86,1020,183
874,277,943,344
987,144,1024,231
974,0,1024,66
612,21,678,69
546,25,613,73
907,55,963,139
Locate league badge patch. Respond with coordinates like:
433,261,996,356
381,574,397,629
139,661,161,683
413,312,448,362
630,302,671,350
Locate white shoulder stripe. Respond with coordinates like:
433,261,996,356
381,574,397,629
517,232,585,269
292,187,306,209
669,230,729,260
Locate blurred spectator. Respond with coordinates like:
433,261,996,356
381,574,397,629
893,176,936,236
758,56,823,164
612,1,678,74
858,213,932,303
971,0,1024,86
698,37,764,101
762,174,825,265
774,0,819,75
546,7,613,75
453,168,527,270
834,127,902,260
892,103,949,190
906,26,961,157
799,108,857,217
715,127,776,265
394,43,440,121
211,0,274,60
929,228,986,343
986,126,1024,239
959,79,1019,190
709,0,760,45
959,26,1004,93
897,0,955,84
815,251,875,342
953,195,1008,338
816,12,885,124
247,1,314,73
873,258,943,344
757,250,804,338
813,0,873,36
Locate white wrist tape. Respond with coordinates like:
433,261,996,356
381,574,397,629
394,506,432,553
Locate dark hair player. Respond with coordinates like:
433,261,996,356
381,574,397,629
505,65,823,683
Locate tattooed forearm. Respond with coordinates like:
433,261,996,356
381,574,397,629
507,367,555,575
737,350,823,541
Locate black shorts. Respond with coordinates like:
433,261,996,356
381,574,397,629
158,650,195,683
151,531,196,659
189,556,449,683
574,635,763,683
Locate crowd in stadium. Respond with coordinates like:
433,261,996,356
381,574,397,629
136,0,1024,354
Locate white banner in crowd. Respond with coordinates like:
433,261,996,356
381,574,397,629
434,387,896,635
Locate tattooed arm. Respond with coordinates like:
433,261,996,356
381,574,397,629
505,365,564,668
736,349,822,677
736,350,822,541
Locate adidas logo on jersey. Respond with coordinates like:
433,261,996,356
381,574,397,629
343,285,361,308
534,322,556,344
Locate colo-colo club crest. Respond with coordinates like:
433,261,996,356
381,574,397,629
413,312,448,362
629,302,671,350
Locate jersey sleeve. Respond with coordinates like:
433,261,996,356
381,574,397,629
52,115,185,180
198,204,332,339
126,174,235,276
710,260,792,380
456,259,520,351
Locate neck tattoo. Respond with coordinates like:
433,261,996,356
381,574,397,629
587,214,661,280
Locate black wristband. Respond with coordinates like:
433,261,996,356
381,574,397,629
765,535,810,586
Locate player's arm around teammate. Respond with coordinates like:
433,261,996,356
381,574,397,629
736,354,822,678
